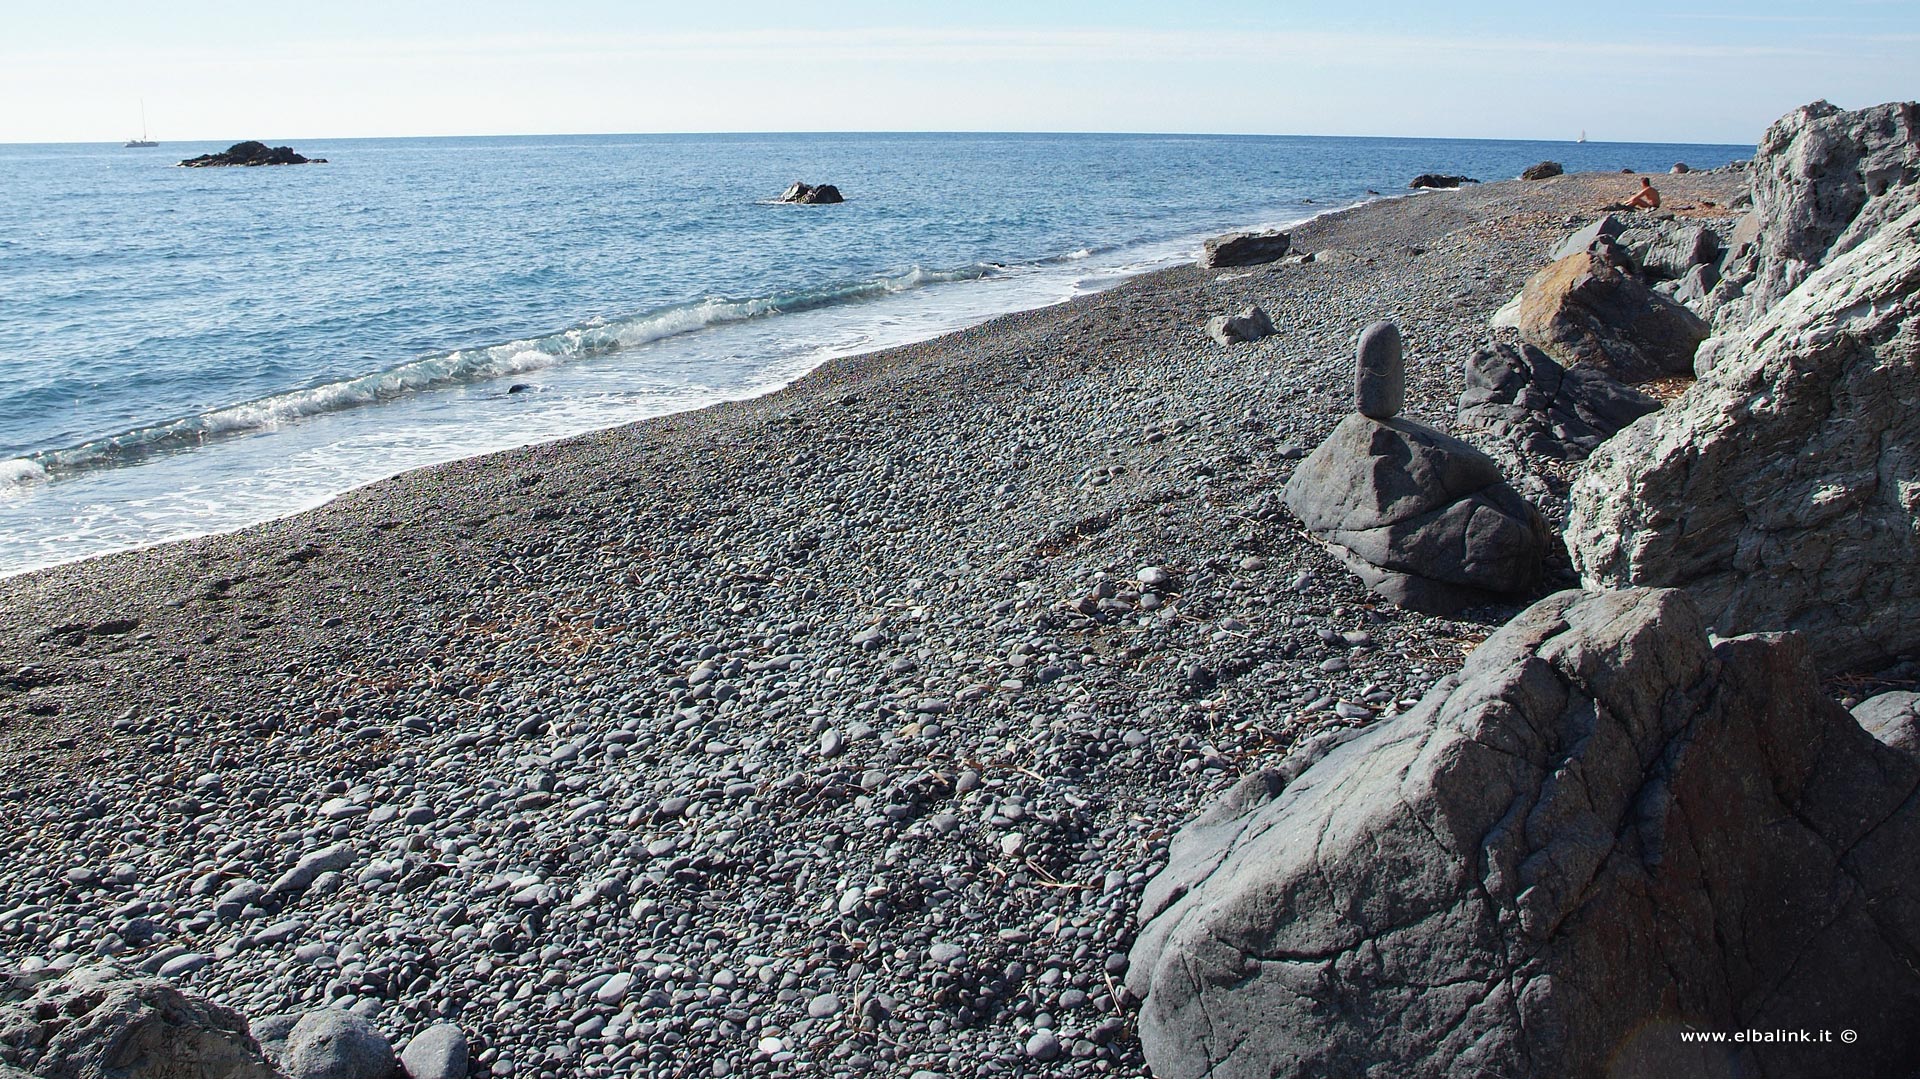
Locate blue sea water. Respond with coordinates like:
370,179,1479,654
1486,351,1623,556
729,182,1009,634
0,132,1747,576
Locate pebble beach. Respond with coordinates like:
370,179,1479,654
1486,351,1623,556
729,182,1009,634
0,168,1744,1077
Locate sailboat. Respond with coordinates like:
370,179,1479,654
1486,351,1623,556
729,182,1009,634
125,101,157,148
1576,130,1588,144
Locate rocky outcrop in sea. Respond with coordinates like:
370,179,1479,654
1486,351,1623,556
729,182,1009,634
178,142,325,167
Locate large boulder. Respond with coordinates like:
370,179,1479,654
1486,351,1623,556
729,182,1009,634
1456,341,1660,459
1567,196,1920,672
1283,413,1550,614
1501,247,1710,381
1128,587,1920,1078
1704,99,1919,332
0,964,272,1077
1201,231,1290,268
279,1010,395,1078
1520,160,1563,180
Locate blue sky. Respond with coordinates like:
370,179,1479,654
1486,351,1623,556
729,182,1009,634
3,1,1915,144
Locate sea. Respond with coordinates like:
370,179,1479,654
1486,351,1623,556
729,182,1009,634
0,132,1749,577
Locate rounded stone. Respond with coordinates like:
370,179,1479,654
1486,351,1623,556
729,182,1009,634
281,1009,396,1078
1356,321,1404,419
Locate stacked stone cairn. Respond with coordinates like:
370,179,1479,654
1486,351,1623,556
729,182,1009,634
1283,322,1550,615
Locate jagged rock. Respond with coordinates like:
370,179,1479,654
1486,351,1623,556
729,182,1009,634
1283,412,1549,614
1619,222,1722,280
1128,587,1920,1078
1546,213,1625,262
1520,161,1564,180
1456,341,1660,459
1704,99,1919,332
1408,173,1478,189
177,141,323,167
1661,260,1721,308
0,963,272,1077
1502,247,1710,381
1201,231,1290,268
281,1010,394,1078
777,182,843,205
398,1024,468,1079
1205,305,1274,345
1569,196,1920,672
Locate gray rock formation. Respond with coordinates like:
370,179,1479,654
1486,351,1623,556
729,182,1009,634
1568,196,1920,672
0,964,271,1077
1619,222,1722,281
281,1009,396,1078
1205,305,1274,345
1499,246,1710,382
398,1023,468,1079
1456,341,1660,459
1520,160,1563,180
1283,411,1549,615
1704,99,1919,333
1201,231,1291,268
1128,587,1920,1078
1354,321,1403,419
1547,213,1624,262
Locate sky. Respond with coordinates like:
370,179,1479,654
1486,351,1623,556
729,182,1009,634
2,1,1915,146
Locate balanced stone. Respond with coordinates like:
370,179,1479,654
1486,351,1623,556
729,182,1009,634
1354,321,1403,419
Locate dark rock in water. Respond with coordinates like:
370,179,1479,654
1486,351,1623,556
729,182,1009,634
1671,161,1692,173
778,182,844,205
1283,411,1549,614
1497,246,1710,382
0,963,272,1077
1704,99,1920,331
1520,160,1564,180
1569,195,1920,673
178,140,325,167
1128,586,1920,1077
280,1009,396,1078
1457,341,1659,459
507,383,532,394
1205,305,1274,345
1408,173,1478,189
1201,230,1290,268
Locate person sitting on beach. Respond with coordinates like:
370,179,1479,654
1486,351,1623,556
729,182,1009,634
1626,177,1661,209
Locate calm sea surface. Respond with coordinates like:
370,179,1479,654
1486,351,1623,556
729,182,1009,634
0,132,1747,575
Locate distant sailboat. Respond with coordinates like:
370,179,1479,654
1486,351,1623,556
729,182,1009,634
1577,130,1588,144
125,101,157,148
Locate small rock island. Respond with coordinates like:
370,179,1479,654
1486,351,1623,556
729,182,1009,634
778,181,843,204
178,141,327,168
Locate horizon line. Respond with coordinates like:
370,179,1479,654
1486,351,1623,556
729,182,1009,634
2,128,1758,149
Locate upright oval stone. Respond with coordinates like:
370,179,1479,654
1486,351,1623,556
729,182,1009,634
1356,321,1404,418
